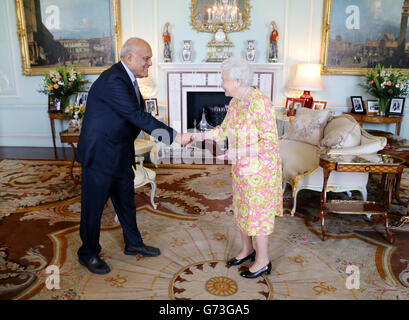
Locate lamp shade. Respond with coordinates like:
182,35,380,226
290,63,324,91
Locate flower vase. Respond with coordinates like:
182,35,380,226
378,98,388,116
61,96,70,109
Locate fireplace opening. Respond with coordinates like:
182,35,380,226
186,92,232,130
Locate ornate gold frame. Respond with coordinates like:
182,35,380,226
320,0,400,76
14,0,122,76
190,0,251,34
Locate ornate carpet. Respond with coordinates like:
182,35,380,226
1,159,409,300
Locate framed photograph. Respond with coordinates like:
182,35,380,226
14,0,122,75
312,101,327,110
350,96,365,114
387,97,405,116
285,98,305,116
48,96,62,113
365,100,379,116
320,0,409,75
76,92,89,106
145,98,158,116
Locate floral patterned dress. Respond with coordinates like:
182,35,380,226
211,88,283,236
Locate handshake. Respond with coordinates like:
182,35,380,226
174,132,230,160
174,132,206,146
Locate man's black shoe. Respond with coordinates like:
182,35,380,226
79,256,111,275
124,244,160,257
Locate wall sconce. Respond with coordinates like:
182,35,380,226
289,63,324,108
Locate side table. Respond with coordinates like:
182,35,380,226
345,113,402,136
59,130,80,189
318,153,405,243
49,112,70,158
59,130,159,188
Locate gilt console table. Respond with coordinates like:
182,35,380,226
318,154,405,244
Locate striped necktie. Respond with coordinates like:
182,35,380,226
133,80,142,105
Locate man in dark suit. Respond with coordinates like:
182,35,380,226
76,38,191,274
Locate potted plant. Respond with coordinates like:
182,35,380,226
363,64,409,116
38,64,88,109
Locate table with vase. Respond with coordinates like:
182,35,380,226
344,113,402,136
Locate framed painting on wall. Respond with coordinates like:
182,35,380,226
320,0,409,75
14,0,121,75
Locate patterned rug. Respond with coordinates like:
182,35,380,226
0,159,408,300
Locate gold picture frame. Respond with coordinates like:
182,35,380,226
320,0,409,75
190,0,251,34
14,0,122,76
365,99,379,116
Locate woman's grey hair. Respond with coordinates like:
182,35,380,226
221,57,254,86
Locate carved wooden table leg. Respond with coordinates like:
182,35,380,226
68,142,80,189
383,173,395,244
319,167,331,241
393,172,407,206
49,116,57,159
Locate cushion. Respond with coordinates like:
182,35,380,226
320,116,361,149
283,107,332,146
279,140,320,180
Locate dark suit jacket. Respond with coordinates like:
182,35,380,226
76,62,176,177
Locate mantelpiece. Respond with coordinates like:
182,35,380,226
158,62,284,133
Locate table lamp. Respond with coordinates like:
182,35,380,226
289,63,324,108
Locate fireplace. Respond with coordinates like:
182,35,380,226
159,63,283,133
186,91,232,130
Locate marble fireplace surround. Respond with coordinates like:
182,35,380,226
158,63,284,133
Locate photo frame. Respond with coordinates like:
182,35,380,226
76,92,89,106
320,0,409,75
365,100,379,116
350,96,365,114
312,101,327,110
14,0,122,76
387,97,405,116
145,98,159,116
285,98,305,116
48,94,76,113
48,96,62,113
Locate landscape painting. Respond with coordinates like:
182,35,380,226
15,0,121,75
321,0,409,75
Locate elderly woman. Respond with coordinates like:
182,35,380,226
192,57,282,279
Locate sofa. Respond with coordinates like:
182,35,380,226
279,107,387,215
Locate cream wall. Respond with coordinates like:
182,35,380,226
0,0,407,147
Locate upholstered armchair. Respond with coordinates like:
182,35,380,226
279,108,387,216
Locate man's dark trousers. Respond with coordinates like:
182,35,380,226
77,166,143,261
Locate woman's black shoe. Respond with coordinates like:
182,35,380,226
240,262,272,279
227,250,256,266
